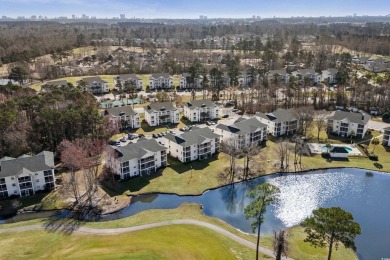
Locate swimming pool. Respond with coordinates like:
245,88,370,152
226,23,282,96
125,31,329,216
322,146,353,152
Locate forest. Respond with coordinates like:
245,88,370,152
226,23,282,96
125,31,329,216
0,85,107,158
1,20,390,65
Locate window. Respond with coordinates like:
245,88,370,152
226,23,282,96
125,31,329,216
36,179,39,182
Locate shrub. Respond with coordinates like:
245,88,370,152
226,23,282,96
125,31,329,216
368,154,378,161
383,113,390,123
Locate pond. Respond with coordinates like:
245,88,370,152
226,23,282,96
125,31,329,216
100,168,390,260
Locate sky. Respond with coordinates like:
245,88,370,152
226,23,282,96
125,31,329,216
0,0,389,19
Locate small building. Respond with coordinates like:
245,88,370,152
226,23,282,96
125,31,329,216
321,68,338,84
163,127,220,162
215,117,267,149
43,80,69,88
0,151,56,197
256,108,298,136
327,110,371,139
105,139,167,179
114,74,143,91
383,127,390,147
291,69,322,84
144,102,180,126
179,73,204,89
149,73,174,90
329,146,349,158
77,76,109,94
104,106,140,130
267,69,291,84
183,99,219,122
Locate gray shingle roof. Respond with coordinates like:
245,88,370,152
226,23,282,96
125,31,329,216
45,80,68,86
145,102,176,113
216,117,267,135
164,127,219,147
268,69,289,76
78,76,107,84
151,73,172,79
105,106,137,117
184,99,217,110
112,139,166,162
0,151,54,178
257,108,297,123
328,110,371,125
323,68,338,74
116,74,141,81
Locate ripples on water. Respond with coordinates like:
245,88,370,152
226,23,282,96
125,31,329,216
269,171,363,227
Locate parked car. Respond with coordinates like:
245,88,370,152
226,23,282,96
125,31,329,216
115,141,121,146
138,134,145,138
206,121,212,126
222,114,229,118
161,132,166,136
157,133,163,137
152,133,158,138
120,137,127,142
108,141,116,145
128,135,135,140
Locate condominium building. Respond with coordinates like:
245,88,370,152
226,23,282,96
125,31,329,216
163,127,220,162
104,106,140,130
327,110,371,138
114,74,143,90
144,102,180,126
105,139,167,179
77,76,109,94
215,117,267,149
149,73,174,89
256,108,298,136
0,151,56,198
183,99,219,122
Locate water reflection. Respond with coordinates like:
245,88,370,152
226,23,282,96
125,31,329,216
100,168,390,260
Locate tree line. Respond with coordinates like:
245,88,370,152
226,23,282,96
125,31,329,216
0,84,108,158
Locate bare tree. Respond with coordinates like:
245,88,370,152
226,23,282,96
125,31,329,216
221,138,241,182
275,141,288,172
295,106,315,137
315,112,328,141
242,144,261,180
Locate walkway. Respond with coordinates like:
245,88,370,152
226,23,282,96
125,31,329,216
0,219,293,260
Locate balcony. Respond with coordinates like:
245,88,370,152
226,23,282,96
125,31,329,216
199,148,211,155
140,156,154,164
140,162,155,170
19,182,33,190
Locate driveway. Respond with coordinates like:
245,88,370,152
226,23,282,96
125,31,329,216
368,120,390,132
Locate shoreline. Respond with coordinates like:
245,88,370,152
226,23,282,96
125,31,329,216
126,166,390,197
1,166,389,222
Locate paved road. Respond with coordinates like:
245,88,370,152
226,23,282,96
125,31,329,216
0,219,292,259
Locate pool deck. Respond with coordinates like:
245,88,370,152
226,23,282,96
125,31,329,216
307,143,362,156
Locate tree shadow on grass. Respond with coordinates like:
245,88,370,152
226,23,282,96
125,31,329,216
100,171,162,196
168,155,215,174
41,195,104,235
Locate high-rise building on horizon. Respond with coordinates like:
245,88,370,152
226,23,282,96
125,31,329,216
120,14,126,19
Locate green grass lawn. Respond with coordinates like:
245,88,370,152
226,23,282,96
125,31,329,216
0,203,357,259
101,153,239,196
0,225,259,260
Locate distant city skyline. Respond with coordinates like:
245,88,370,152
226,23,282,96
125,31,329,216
0,0,389,19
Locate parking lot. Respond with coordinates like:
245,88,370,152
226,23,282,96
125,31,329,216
111,107,244,148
